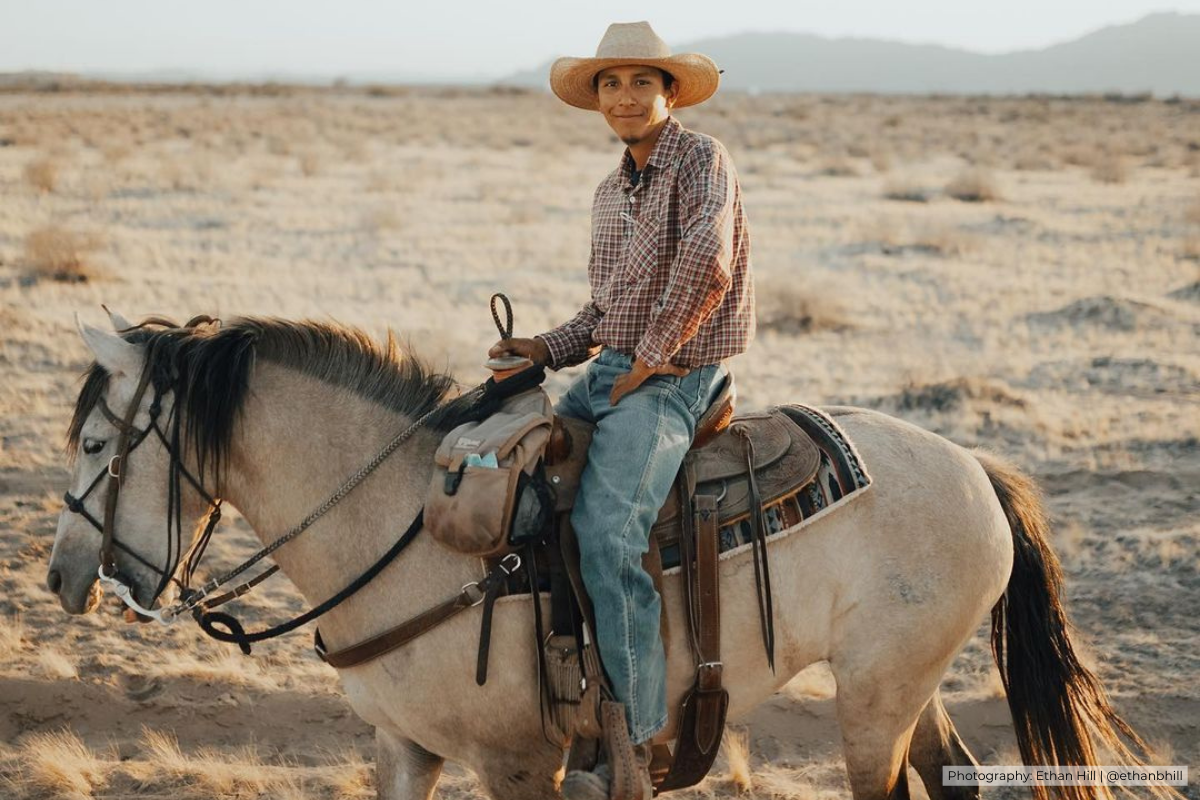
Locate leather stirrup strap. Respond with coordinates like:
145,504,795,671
739,427,776,671
656,492,728,793
676,466,701,657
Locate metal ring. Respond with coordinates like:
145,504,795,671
462,581,486,607
107,455,122,479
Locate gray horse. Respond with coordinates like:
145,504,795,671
47,314,1172,800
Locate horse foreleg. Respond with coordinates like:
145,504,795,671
376,728,444,800
909,690,981,800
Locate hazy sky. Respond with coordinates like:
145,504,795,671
3,1,1198,80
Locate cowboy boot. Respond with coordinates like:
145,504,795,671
560,743,653,800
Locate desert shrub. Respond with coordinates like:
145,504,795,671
1013,150,1058,171
23,226,104,283
23,156,58,192
1090,155,1129,184
816,156,860,177
298,150,322,177
1183,236,1200,261
945,168,1001,202
1185,197,1200,226
756,279,852,334
882,177,931,203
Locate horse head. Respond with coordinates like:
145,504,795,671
47,313,218,618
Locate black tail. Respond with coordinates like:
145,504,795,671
976,451,1180,800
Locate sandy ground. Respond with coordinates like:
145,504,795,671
0,86,1197,799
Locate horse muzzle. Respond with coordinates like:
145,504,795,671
46,566,102,615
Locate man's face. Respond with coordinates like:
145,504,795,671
596,65,678,146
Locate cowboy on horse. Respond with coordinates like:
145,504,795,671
489,21,752,799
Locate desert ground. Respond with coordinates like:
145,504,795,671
0,83,1197,799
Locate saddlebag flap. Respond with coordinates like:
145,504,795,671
426,387,554,557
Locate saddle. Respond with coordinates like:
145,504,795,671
535,373,822,797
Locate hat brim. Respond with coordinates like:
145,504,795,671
550,53,720,111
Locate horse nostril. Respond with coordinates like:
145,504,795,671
47,569,63,594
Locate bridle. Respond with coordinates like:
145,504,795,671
63,319,225,623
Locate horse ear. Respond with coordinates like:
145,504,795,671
76,313,143,377
102,304,134,332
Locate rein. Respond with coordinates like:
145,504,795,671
65,314,546,659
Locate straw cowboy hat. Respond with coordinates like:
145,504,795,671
550,21,721,111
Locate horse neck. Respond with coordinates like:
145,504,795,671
219,362,477,647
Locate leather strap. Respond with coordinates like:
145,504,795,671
474,573,503,685
656,491,729,793
738,426,776,671
99,364,156,576
315,555,517,669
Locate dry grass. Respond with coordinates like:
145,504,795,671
6,728,373,800
17,729,104,800
147,649,280,690
0,614,25,659
720,727,753,794
23,156,58,192
22,225,104,282
945,168,1001,202
36,649,78,680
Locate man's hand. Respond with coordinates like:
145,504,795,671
488,336,551,366
610,358,690,406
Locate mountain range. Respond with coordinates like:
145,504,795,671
501,12,1200,96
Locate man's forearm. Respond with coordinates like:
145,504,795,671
536,301,603,369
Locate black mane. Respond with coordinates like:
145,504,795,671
69,317,468,485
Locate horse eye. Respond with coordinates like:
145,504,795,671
83,438,105,455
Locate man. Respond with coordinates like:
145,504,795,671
489,20,754,800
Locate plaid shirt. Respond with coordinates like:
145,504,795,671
537,116,754,369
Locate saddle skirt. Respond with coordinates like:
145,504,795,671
542,402,871,570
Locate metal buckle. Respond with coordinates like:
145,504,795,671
462,581,486,607
107,455,122,479
499,553,522,574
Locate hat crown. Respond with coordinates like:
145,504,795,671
594,21,672,59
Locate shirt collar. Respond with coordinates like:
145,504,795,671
619,116,683,184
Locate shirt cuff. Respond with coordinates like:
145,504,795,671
534,330,575,370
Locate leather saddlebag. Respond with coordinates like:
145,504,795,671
425,387,554,557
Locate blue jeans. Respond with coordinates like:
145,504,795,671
555,348,728,743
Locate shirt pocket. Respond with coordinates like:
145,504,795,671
623,203,663,284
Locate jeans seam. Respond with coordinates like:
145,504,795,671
616,387,669,737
